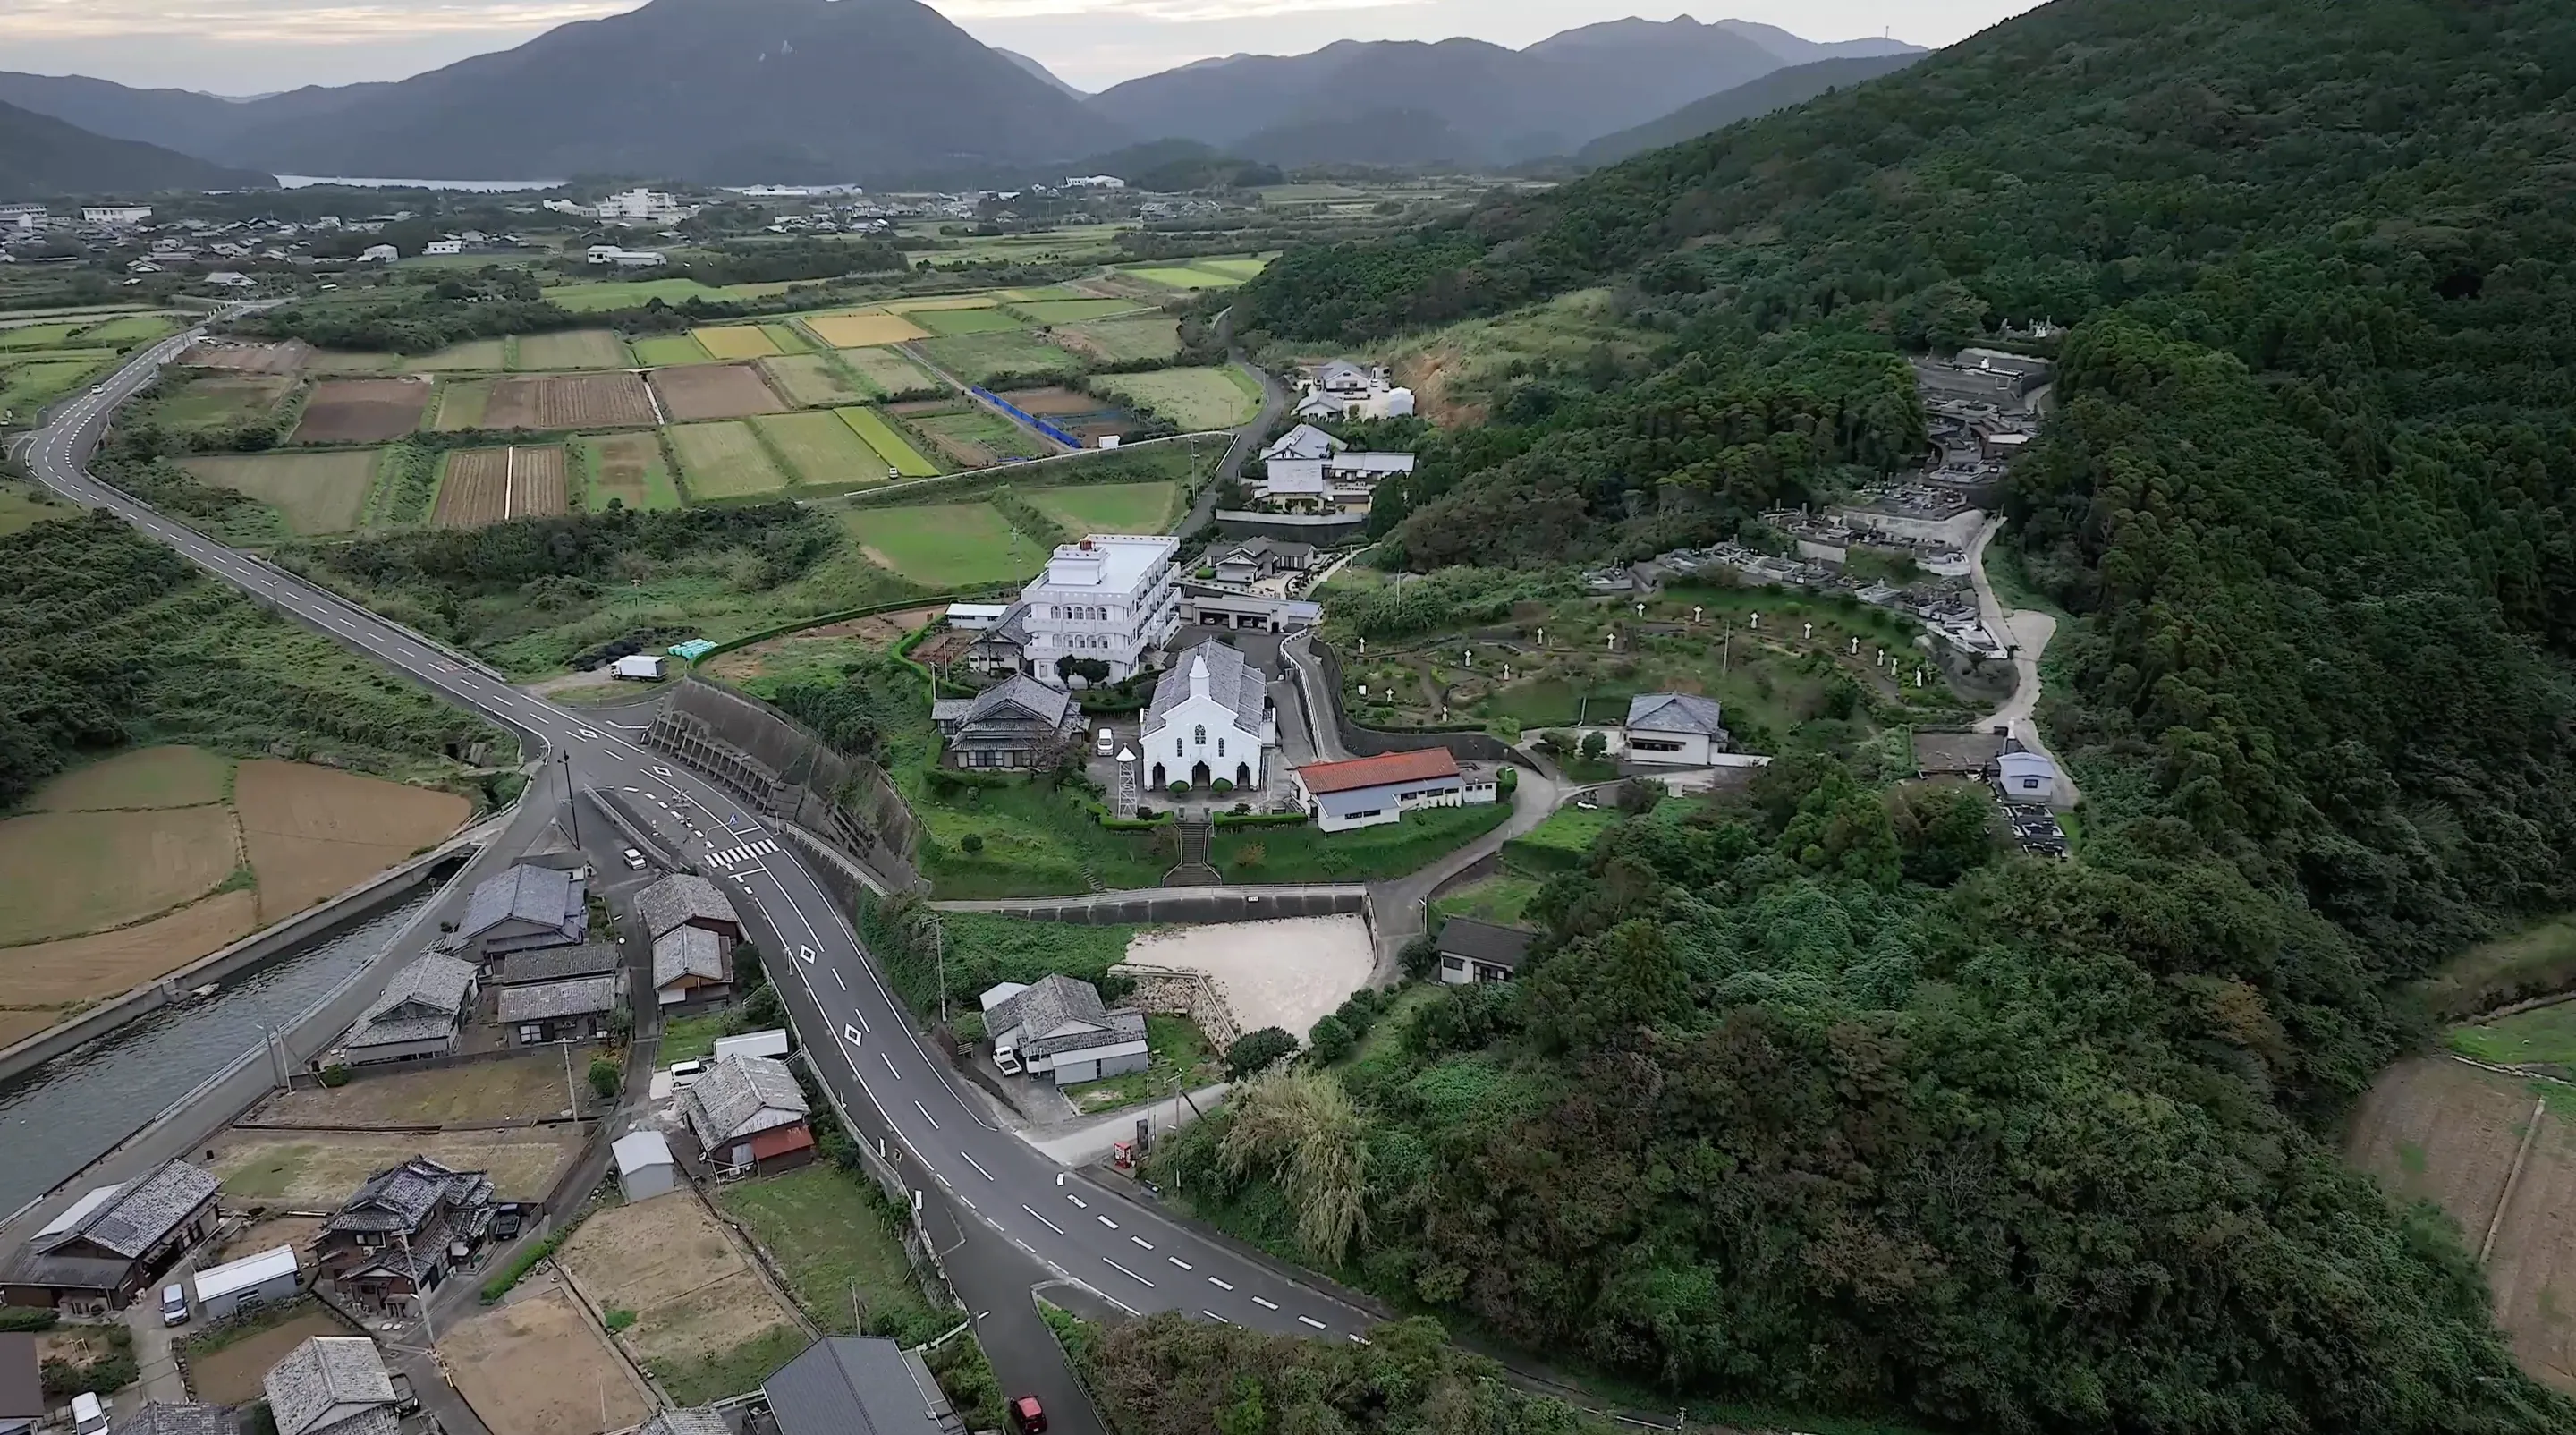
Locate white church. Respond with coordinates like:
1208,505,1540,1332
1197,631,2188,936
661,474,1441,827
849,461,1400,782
1139,641,1275,794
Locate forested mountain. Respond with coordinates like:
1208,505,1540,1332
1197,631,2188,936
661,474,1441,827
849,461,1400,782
1199,1,2576,1431
1086,18,1851,165
1576,53,1926,166
0,98,274,200
1705,17,1927,66
999,48,1086,98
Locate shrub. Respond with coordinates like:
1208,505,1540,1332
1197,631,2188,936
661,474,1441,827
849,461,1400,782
952,1010,987,1044
960,832,985,854
1169,780,1191,797
1580,731,1609,760
588,1057,622,1100
1212,777,1234,794
1399,933,1442,981
318,1065,352,1088
1616,776,1663,815
1233,842,1267,869
1134,805,1157,820
605,1308,638,1332
1308,1014,1355,1063
1225,1027,1299,1078
744,984,786,1028
1232,802,1252,816
1538,730,1575,755
0,1310,55,1334
1496,765,1519,794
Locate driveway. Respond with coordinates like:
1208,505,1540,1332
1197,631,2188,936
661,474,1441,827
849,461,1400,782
1967,515,2080,811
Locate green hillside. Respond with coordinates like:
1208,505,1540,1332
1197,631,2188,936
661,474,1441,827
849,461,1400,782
1180,3,2576,1431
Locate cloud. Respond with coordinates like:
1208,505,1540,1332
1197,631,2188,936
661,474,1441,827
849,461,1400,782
0,0,636,46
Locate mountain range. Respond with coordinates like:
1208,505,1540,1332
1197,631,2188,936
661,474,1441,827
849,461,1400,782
1574,51,1927,166
0,98,274,201
0,0,1924,187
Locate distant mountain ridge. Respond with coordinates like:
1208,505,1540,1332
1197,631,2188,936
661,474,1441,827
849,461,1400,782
0,98,275,200
1577,52,1928,166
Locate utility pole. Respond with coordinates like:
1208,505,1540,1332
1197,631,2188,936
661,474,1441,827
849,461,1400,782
396,1227,435,1344
934,920,948,1024
561,1037,579,1117
561,751,580,848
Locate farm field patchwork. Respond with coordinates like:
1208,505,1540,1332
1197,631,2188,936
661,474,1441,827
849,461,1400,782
630,333,715,366
291,376,432,443
540,277,798,312
670,421,792,498
753,411,886,488
1097,366,1263,429
181,449,384,535
913,407,1047,463
483,372,658,429
841,408,940,477
692,325,781,360
433,380,490,431
1046,316,1181,366
175,339,307,373
0,803,239,947
575,432,681,511
512,329,630,370
758,323,813,353
881,293,1002,312
649,362,787,420
1011,298,1150,325
837,502,1046,585
154,372,295,432
840,346,941,396
302,351,402,375
29,744,231,811
403,339,509,372
1123,265,1244,290
912,305,1030,337
434,446,572,530
1028,481,1182,535
804,310,930,347
758,352,869,407
233,759,470,920
917,330,1077,386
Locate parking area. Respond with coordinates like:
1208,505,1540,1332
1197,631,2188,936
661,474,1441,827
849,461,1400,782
1122,915,1373,1040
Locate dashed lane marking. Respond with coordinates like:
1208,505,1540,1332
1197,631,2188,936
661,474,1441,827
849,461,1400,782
1022,1205,1067,1235
1104,1258,1155,1288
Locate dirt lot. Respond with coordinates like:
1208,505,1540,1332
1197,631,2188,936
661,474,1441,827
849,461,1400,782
233,760,469,922
210,1127,580,1207
435,446,571,528
558,1193,801,1392
482,373,657,430
649,362,787,421
0,803,240,947
251,1053,589,1127
0,889,259,1006
186,1307,350,1406
444,1276,654,1435
178,339,308,373
992,386,1095,415
290,377,432,444
2348,1057,2576,1394
1123,915,1373,1040
28,746,231,811
0,1010,63,1047
705,606,942,684
214,1215,324,1263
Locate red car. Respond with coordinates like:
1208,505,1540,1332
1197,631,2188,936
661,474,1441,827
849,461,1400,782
1008,1395,1047,1433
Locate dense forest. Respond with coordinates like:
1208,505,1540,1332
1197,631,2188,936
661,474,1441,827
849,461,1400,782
1183,1,2576,1431
0,510,499,808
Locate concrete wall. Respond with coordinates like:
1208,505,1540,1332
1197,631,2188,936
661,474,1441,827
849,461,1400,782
950,885,1364,925
1212,511,1368,546
1295,640,1521,765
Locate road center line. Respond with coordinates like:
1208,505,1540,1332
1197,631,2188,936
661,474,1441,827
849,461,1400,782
1168,1257,1192,1271
1298,1315,1327,1330
1252,1296,1278,1311
961,1151,994,1182
912,1099,940,1129
1021,1204,1066,1235
1208,1277,1232,1291
1103,1258,1155,1288
1096,1215,1118,1230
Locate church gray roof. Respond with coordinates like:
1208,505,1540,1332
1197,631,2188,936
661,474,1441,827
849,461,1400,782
1626,692,1729,736
1143,641,1266,737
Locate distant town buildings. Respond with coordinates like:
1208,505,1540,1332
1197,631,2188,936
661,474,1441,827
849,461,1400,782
1063,174,1129,190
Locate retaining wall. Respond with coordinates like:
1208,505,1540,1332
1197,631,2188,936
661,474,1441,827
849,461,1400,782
943,884,1365,926
1300,640,1522,764
1113,964,1242,1054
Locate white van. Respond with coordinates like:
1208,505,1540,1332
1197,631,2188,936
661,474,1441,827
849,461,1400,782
1096,729,1114,757
72,1391,111,1434
670,1059,707,1089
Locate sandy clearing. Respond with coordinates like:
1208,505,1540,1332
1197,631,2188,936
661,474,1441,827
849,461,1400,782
1123,915,1374,1040
444,1277,654,1435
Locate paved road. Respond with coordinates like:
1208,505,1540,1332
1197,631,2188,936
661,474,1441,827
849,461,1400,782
1966,515,2080,810
10,334,1379,1392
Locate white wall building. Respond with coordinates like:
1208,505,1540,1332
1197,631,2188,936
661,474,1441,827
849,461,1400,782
357,244,399,264
1623,693,1731,767
1014,535,1181,685
586,245,668,267
596,189,693,224
1140,642,1274,794
81,207,152,226
1292,749,1492,834
422,239,463,256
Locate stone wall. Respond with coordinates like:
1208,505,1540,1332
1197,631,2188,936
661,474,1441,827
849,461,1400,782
1113,963,1242,1054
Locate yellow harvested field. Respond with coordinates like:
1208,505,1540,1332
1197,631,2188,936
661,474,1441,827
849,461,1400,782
233,760,469,921
212,1128,580,1205
804,311,930,347
0,1011,62,1048
27,745,229,811
0,805,240,947
691,326,781,360
558,1194,800,1377
0,890,260,1006
444,1278,654,1435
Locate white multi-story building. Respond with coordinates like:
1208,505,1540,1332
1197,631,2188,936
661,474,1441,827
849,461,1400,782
1014,535,1181,685
80,206,152,227
596,189,693,224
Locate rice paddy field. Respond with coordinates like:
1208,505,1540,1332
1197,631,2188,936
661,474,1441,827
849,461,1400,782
182,449,386,535
840,347,942,397
402,339,510,372
511,330,630,370
670,420,792,498
1029,480,1183,534
841,408,940,477
693,325,784,360
803,311,930,347
917,330,1077,386
838,502,1048,585
759,353,871,407
752,410,886,488
912,306,1030,337
1097,367,1264,429
631,334,716,367
575,432,682,512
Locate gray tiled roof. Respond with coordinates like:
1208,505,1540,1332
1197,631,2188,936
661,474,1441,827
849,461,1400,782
346,953,475,1049
495,974,620,1023
962,675,1072,728
1259,423,1343,461
763,1337,947,1435
264,1336,397,1435
682,1054,809,1148
112,1402,236,1435
36,1159,216,1260
460,864,585,944
322,1157,491,1237
1626,692,1729,736
654,926,729,989
494,941,622,986
1144,641,1267,737
1436,917,1535,970
637,1411,734,1435
637,872,739,939
990,974,1146,1063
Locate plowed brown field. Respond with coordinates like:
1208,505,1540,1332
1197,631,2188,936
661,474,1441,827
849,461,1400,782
483,372,657,429
649,362,787,420
290,377,431,443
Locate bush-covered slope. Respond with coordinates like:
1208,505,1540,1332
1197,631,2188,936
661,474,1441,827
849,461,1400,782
1193,1,2576,1430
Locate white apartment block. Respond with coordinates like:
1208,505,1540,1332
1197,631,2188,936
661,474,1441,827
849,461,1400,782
81,207,153,227
1016,535,1181,685
597,189,692,224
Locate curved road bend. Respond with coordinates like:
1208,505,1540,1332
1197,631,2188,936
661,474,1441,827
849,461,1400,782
1965,515,2080,810
10,337,1379,1385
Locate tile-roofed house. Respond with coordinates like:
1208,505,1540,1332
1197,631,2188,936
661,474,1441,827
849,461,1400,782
964,601,1031,677
110,1402,235,1435
0,1159,218,1312
987,974,1148,1088
1435,917,1535,985
681,1055,814,1174
1291,749,1477,834
341,953,477,1066
316,1157,496,1305
653,925,733,1007
761,1336,951,1435
493,940,623,986
635,1411,733,1435
264,1336,399,1435
931,675,1079,771
1258,423,1345,463
1623,692,1732,768
496,974,622,1044
636,872,742,942
1140,643,1272,796
457,864,587,957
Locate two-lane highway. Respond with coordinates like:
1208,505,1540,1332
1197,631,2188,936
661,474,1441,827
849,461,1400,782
10,334,1376,1348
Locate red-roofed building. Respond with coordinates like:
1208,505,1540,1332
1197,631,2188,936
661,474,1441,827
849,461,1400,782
1291,749,1494,833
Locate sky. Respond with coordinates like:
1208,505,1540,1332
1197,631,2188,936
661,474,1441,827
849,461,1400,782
0,0,2047,95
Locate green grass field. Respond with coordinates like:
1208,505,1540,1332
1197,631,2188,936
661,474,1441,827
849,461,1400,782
182,449,385,535
1097,367,1262,429
2448,1004,2576,1074
840,348,942,397
1052,315,1182,366
758,323,815,354
154,373,293,432
1123,266,1244,290
759,354,870,408
1194,257,1272,278
912,306,1030,337
541,278,801,313
0,323,80,351
841,409,940,477
717,1168,939,1340
0,481,67,537
513,330,629,370
402,339,509,372
753,411,886,488
693,325,782,360
917,331,1077,386
0,358,111,421
1028,481,1182,535
657,1012,731,1066
915,409,1047,461
432,379,490,431
839,502,1047,585
631,334,716,367
670,421,792,498
304,352,402,375
1012,299,1150,325
574,431,682,512
1502,804,1623,873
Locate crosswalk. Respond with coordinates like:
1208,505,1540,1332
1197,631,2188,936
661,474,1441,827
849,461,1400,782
708,837,781,869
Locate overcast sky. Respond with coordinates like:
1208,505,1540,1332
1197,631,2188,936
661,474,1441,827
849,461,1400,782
0,0,2046,95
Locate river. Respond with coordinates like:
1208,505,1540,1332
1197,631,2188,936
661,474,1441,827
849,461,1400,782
0,889,440,1220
